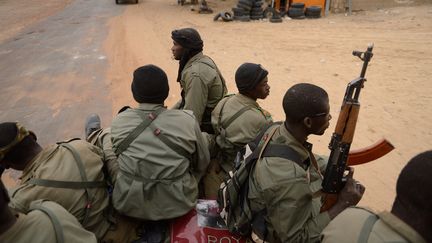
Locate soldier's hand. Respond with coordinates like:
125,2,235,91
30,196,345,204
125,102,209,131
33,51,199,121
328,167,365,219
337,167,365,207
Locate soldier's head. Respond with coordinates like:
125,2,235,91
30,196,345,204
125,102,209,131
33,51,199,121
0,122,41,171
131,64,169,104
235,63,270,100
171,28,203,61
282,83,331,136
392,150,432,242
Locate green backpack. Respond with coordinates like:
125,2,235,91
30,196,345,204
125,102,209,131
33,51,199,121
217,122,303,239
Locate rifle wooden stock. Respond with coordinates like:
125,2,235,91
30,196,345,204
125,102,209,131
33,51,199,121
320,138,395,212
334,103,360,145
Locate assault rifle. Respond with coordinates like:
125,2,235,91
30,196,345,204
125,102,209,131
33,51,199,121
320,44,394,210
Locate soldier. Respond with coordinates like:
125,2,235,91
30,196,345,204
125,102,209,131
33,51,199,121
171,27,227,134
248,83,365,242
110,64,210,241
204,62,273,198
321,150,431,243
0,122,111,240
0,179,97,243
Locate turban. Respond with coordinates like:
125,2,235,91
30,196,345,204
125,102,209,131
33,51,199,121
171,28,203,51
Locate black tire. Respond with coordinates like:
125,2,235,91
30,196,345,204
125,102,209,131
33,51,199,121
290,2,305,9
254,1,263,7
305,6,321,17
135,0,138,3
263,7,275,18
288,7,304,18
238,0,253,7
237,2,252,11
232,7,247,16
213,13,222,21
237,15,251,22
115,0,120,4
221,12,233,21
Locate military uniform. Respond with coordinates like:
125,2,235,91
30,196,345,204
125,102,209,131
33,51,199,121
204,93,272,198
178,52,227,132
248,123,330,243
321,207,427,243
111,103,210,220
87,127,118,184
9,139,111,239
0,200,97,243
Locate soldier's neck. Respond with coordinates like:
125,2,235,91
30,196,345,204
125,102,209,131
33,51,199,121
284,121,308,144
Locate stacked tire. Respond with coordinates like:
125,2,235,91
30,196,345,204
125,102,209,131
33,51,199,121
305,6,322,18
233,0,264,21
287,2,305,19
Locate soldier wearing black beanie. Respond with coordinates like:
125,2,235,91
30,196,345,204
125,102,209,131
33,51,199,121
235,63,269,93
131,64,169,104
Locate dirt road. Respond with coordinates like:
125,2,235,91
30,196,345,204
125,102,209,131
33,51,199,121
1,0,432,212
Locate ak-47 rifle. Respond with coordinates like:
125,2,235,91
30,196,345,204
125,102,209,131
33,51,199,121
320,44,394,211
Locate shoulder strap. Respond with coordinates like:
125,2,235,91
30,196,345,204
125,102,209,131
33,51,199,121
150,124,192,162
357,213,379,243
262,144,304,169
29,203,65,243
114,107,165,155
28,142,105,226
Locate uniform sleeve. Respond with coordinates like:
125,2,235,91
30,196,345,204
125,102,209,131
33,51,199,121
183,73,208,123
262,180,331,242
100,133,119,184
191,120,210,180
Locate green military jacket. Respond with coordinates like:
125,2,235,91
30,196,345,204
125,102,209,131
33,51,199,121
87,127,118,184
321,207,427,243
0,200,97,243
248,123,330,243
211,93,272,173
110,103,210,220
9,140,111,239
179,52,227,125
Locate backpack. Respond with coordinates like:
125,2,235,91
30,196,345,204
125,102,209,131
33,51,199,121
217,122,303,239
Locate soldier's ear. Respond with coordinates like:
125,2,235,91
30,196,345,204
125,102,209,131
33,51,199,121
303,117,312,129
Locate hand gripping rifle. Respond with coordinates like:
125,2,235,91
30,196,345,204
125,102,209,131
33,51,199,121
320,44,394,211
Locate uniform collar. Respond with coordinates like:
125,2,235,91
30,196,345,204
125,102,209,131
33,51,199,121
184,52,204,69
137,103,166,111
236,93,259,107
378,211,427,243
277,123,311,167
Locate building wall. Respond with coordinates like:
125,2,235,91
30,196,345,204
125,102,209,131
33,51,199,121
352,0,432,11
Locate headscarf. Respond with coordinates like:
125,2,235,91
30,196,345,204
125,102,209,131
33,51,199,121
171,28,204,83
0,123,32,162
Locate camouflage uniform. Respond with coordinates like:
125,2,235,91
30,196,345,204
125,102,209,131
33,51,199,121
248,123,330,242
9,139,111,239
178,52,227,132
111,103,210,220
321,207,427,243
0,200,97,243
204,93,272,198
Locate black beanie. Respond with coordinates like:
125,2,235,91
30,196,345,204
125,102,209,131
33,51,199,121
235,63,268,92
171,28,204,51
131,65,169,104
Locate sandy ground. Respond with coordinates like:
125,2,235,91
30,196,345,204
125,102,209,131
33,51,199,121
1,0,432,212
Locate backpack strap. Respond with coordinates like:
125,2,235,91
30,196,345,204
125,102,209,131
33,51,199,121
357,213,379,243
28,142,106,226
131,111,193,162
29,201,65,243
217,96,253,142
262,144,304,169
114,107,165,155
